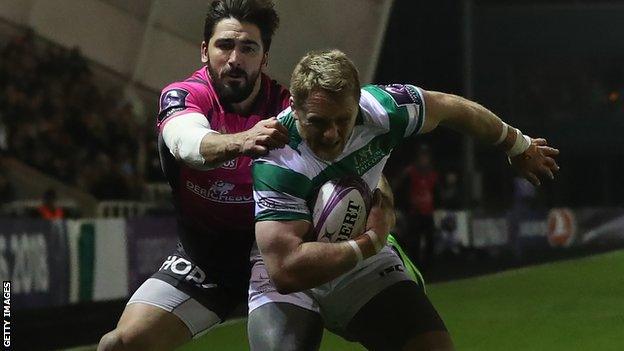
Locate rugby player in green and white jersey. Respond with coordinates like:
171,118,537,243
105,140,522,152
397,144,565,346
247,50,559,351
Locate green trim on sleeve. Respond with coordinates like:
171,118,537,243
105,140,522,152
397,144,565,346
279,111,303,151
255,211,311,222
362,85,410,144
253,162,313,199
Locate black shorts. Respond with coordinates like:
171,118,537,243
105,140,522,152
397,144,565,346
345,280,448,350
128,243,251,336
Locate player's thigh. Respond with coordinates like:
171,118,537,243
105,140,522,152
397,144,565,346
100,276,227,351
100,247,247,351
105,301,192,351
346,280,452,351
248,257,323,351
98,277,198,351
248,302,324,351
315,246,415,335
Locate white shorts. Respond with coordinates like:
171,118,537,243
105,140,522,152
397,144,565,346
128,278,221,338
248,245,412,335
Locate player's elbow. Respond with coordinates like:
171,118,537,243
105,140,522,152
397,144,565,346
162,115,219,170
174,139,215,170
199,154,221,168
271,269,304,294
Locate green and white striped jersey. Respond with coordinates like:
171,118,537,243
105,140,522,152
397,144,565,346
253,84,426,222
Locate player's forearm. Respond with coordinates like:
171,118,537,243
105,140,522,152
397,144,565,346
425,91,533,160
270,236,377,294
434,92,504,145
199,132,246,167
272,241,356,293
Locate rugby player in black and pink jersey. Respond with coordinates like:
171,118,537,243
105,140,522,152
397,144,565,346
98,1,290,350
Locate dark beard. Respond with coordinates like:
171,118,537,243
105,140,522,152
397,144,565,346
207,64,259,104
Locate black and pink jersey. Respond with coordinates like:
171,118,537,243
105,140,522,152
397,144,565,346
157,67,290,268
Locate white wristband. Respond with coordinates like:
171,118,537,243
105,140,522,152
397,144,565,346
494,123,508,145
364,230,384,253
506,132,531,157
347,240,364,263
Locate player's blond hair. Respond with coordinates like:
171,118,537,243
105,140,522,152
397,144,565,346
290,49,361,110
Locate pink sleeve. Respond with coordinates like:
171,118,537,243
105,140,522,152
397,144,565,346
156,83,206,132
280,87,291,110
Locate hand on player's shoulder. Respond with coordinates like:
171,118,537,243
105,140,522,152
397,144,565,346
510,138,560,186
240,117,290,157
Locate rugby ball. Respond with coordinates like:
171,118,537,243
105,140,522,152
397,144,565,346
312,177,372,243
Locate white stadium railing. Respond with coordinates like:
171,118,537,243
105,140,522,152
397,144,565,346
3,199,78,217
96,201,151,218
142,182,171,202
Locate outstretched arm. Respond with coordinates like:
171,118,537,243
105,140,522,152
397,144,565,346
420,90,559,186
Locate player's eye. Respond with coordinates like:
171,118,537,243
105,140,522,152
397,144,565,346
241,46,257,54
308,120,328,130
216,41,235,50
337,118,350,126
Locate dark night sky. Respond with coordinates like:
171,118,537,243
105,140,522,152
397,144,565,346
375,0,462,93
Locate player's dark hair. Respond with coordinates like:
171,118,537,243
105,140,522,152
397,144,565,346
204,0,279,52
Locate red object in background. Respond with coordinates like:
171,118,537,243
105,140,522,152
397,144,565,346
38,205,64,220
406,166,438,216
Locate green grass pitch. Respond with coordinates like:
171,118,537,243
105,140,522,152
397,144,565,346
178,250,624,350
69,250,624,351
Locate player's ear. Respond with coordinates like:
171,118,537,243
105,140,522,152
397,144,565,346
290,97,300,120
201,41,209,63
261,52,269,69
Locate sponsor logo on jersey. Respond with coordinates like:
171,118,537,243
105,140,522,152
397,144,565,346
378,264,404,277
380,84,422,107
158,89,189,123
160,89,189,113
209,181,235,195
354,143,386,174
186,180,253,203
256,194,307,213
159,107,185,121
221,158,238,170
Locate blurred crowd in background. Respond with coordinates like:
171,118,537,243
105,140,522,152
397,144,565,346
0,30,164,202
